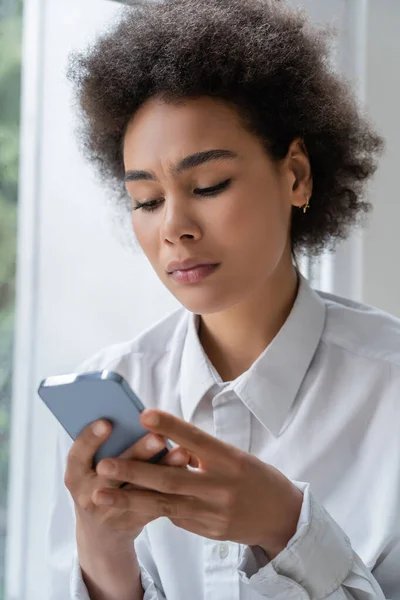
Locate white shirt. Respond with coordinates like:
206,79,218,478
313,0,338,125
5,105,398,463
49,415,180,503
45,275,400,600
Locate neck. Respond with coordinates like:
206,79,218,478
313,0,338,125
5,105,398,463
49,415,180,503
199,261,299,382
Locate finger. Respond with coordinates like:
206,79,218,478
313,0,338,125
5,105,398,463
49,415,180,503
119,448,191,491
161,447,191,467
188,454,200,469
161,448,199,469
103,434,167,490
119,431,193,468
109,438,191,491
140,410,234,467
92,487,203,520
119,433,169,462
66,420,111,479
96,459,213,498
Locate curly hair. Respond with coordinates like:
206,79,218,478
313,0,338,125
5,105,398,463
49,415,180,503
67,0,384,256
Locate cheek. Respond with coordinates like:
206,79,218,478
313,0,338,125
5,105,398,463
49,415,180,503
215,187,289,258
132,215,160,261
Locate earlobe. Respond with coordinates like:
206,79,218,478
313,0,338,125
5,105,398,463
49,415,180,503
291,168,312,209
288,139,312,209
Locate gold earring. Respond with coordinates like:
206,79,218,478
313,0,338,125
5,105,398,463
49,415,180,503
303,195,311,214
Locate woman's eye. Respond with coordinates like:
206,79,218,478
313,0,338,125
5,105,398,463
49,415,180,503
133,199,162,213
195,178,232,196
133,178,232,213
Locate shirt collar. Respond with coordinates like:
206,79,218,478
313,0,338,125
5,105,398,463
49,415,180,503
180,274,326,436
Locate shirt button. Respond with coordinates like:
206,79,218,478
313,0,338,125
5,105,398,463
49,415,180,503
219,543,229,559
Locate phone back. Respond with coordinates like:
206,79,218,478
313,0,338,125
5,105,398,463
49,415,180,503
38,371,151,465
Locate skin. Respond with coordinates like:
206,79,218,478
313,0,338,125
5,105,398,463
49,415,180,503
68,427,192,600
72,95,313,598
95,408,305,560
124,95,312,380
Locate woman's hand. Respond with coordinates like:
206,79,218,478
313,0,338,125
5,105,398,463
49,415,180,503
64,419,191,543
93,409,304,560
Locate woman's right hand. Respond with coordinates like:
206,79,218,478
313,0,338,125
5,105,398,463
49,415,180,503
65,419,190,544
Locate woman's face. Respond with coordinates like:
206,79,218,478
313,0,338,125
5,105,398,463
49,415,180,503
123,96,310,315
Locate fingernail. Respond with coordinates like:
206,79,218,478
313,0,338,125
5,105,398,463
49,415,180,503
142,411,160,427
96,492,114,506
169,452,185,465
92,421,108,437
98,461,117,477
145,436,164,452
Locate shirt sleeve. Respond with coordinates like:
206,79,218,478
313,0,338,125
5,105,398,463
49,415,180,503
134,528,168,600
70,540,166,600
44,424,82,599
44,426,166,600
237,481,399,599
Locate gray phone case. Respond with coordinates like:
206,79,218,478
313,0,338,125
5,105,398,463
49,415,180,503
38,370,171,466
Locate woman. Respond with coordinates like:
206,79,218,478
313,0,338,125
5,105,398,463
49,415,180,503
46,1,399,599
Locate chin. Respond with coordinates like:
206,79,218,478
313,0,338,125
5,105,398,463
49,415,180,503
172,287,243,315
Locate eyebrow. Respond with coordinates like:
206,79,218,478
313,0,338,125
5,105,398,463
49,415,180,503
124,149,239,183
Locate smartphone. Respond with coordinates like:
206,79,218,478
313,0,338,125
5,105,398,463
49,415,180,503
38,370,172,466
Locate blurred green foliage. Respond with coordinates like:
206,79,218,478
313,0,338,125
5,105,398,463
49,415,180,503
0,0,22,597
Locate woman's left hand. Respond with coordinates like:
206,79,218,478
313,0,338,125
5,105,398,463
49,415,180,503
94,409,304,560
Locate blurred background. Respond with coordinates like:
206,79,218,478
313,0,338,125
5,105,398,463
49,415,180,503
0,1,399,599
0,1,22,598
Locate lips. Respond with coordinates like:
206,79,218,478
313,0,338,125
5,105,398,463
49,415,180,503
166,257,219,274
170,263,220,284
166,256,220,284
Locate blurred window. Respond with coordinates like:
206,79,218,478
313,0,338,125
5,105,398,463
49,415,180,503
0,0,22,598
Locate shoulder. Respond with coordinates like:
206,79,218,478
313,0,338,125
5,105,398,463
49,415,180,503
318,289,400,369
77,306,190,375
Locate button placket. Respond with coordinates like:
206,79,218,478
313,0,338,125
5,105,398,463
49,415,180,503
208,390,252,599
219,543,230,559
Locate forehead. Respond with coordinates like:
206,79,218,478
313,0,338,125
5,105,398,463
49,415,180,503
123,96,248,162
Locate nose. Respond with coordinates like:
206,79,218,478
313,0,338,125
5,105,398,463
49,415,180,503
161,196,202,244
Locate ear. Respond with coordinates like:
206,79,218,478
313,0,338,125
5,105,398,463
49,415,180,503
286,138,313,210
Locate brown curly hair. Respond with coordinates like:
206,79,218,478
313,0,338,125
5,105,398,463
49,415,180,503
67,0,384,256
